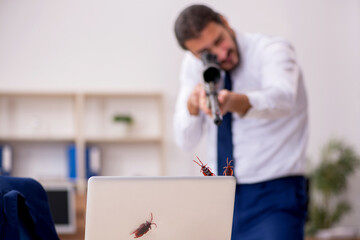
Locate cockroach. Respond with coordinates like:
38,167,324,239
223,158,234,176
193,156,216,176
131,213,157,238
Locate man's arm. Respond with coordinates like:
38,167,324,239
217,90,252,116
173,53,205,150
240,41,301,119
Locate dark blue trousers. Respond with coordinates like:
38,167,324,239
231,176,308,240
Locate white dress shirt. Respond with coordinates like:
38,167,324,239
173,32,308,184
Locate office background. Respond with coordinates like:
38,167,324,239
0,0,360,233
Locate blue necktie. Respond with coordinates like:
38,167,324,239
217,71,234,176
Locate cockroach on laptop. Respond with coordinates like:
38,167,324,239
223,158,234,176
193,156,216,176
131,212,157,238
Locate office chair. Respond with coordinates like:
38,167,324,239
0,176,59,240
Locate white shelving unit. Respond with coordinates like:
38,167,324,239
0,91,164,193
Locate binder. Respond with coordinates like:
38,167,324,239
86,146,101,179
0,145,12,176
67,144,77,181
0,145,2,175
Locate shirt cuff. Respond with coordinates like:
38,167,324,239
180,106,203,127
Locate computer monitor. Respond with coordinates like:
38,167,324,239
43,181,76,234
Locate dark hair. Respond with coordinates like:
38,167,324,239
174,4,223,50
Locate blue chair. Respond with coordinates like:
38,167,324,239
0,176,59,240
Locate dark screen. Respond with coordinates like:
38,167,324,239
46,190,69,224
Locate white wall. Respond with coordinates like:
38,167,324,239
1,0,360,231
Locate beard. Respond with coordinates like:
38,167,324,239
220,48,240,71
219,33,241,71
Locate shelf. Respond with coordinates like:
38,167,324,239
0,94,76,138
83,91,163,98
0,91,76,97
0,136,75,142
85,136,162,143
0,91,165,193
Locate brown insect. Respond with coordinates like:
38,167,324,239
223,158,234,176
131,213,157,238
193,156,216,176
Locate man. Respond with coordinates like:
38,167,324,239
173,4,308,240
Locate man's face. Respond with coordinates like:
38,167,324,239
184,21,239,71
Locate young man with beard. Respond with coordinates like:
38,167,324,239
173,4,308,240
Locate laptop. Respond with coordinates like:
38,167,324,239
85,176,236,240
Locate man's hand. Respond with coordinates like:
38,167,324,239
187,83,202,115
187,83,212,116
218,90,252,116
187,85,252,117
